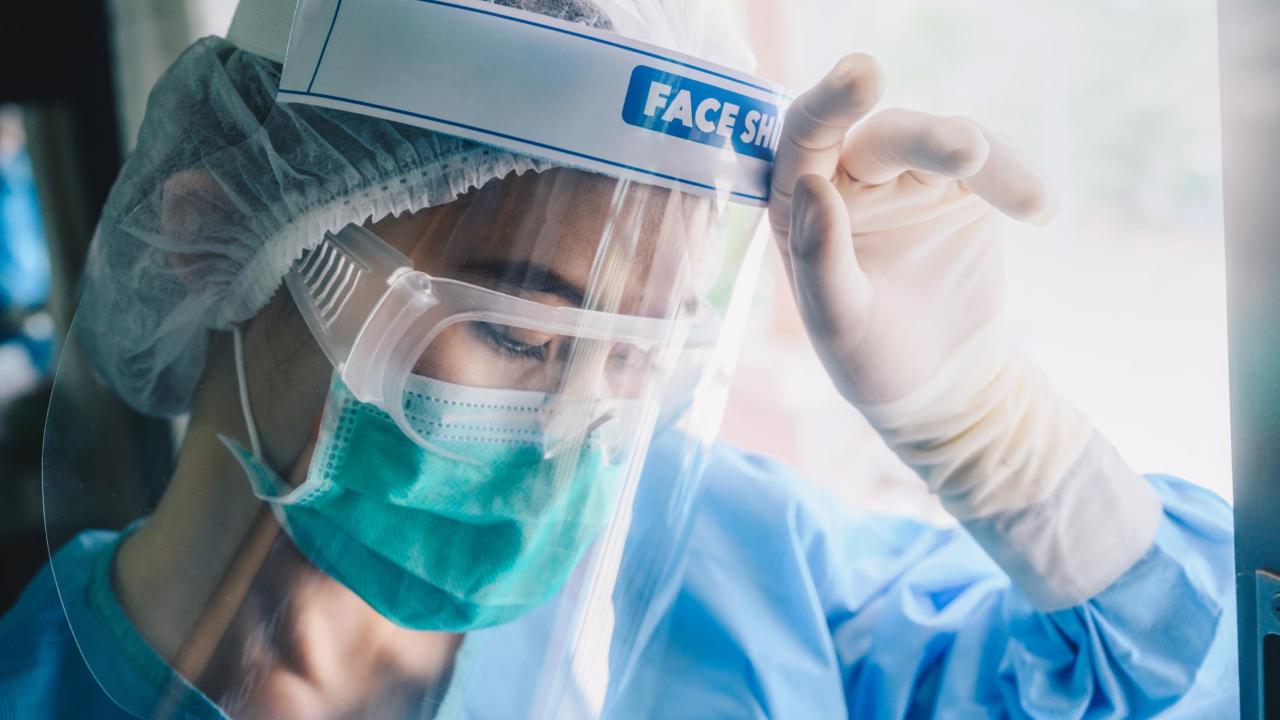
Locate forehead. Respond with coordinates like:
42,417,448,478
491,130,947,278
375,167,714,313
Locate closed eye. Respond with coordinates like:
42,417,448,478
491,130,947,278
472,322,550,362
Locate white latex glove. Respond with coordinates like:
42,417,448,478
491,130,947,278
770,55,1162,610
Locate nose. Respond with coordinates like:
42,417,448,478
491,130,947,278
537,350,629,461
540,337,640,396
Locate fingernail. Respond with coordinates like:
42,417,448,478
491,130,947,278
828,54,883,107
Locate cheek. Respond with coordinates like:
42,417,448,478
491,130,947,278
249,290,336,475
286,412,326,489
413,324,473,383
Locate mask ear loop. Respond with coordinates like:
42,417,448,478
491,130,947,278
223,324,330,506
232,322,264,462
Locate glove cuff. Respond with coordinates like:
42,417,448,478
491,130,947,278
961,431,1163,610
861,326,1091,519
860,333,1163,608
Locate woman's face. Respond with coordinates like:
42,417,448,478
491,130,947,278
172,169,717,712
245,166,710,476
369,167,711,398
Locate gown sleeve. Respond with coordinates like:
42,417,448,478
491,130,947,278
0,533,145,720
565,427,1233,712
802,467,1237,718
584,437,1234,719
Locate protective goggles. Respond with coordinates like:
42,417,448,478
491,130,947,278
285,222,719,451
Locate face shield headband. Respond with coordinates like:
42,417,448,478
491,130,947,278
276,0,791,207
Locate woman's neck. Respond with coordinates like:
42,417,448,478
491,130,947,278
113,422,266,667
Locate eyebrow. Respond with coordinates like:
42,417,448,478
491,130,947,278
455,259,586,307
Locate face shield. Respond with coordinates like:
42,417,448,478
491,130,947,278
43,0,789,717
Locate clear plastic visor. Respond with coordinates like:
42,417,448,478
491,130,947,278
44,163,769,720
289,169,725,459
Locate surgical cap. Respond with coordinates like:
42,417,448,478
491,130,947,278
80,0,752,417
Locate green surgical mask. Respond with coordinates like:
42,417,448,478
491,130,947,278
222,373,630,631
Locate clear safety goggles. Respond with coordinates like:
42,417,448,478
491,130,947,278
286,222,719,454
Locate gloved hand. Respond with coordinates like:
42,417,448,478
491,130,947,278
769,54,1162,610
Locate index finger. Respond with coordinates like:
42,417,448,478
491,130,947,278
770,54,884,237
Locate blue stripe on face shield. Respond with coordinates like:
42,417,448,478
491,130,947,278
621,65,783,162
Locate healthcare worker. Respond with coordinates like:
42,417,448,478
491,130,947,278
0,0,1235,717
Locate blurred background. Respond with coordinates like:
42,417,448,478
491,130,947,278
0,0,1228,607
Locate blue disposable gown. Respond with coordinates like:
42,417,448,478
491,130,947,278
0,439,1237,718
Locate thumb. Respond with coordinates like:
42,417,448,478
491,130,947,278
787,175,875,351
